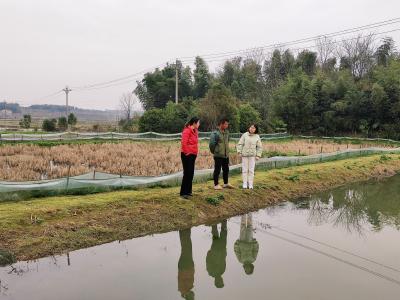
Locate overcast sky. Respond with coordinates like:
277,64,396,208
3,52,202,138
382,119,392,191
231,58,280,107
1,0,399,110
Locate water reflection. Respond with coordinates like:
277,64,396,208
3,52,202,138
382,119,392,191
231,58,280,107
234,214,259,275
206,220,227,289
292,176,400,233
178,229,195,300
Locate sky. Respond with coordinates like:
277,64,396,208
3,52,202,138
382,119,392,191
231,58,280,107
1,0,399,110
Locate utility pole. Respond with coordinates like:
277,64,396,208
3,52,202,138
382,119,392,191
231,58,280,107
62,86,72,131
175,59,179,104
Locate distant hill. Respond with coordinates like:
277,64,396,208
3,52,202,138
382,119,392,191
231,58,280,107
0,102,132,122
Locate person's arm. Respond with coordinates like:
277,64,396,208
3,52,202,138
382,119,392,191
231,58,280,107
256,136,263,159
237,134,245,155
209,131,218,154
181,128,190,155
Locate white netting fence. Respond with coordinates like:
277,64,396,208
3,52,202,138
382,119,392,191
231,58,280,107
0,146,398,198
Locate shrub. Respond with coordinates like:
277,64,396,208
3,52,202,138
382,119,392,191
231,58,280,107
42,119,57,132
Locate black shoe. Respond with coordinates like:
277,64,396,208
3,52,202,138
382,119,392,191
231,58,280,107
180,195,190,200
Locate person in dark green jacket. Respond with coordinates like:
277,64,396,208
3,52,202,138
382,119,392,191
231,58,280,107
209,119,235,190
206,220,227,288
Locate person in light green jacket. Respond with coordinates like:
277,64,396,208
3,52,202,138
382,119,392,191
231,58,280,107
234,213,259,275
237,124,262,189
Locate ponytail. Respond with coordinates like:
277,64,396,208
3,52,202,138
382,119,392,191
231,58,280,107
185,117,200,128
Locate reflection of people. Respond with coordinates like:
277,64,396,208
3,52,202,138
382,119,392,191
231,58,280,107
206,220,227,288
178,229,195,300
234,214,259,275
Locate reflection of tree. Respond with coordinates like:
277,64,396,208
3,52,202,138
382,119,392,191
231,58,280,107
305,176,400,233
0,279,8,296
307,194,334,226
234,214,259,275
206,220,227,289
178,229,195,300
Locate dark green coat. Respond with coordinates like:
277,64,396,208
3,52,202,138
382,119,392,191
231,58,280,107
209,129,230,158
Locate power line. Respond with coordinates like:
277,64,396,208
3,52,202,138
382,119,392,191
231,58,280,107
71,62,169,91
36,17,400,97
178,17,400,61
194,27,400,65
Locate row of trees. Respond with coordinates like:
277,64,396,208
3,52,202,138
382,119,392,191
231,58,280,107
41,113,77,132
131,34,400,138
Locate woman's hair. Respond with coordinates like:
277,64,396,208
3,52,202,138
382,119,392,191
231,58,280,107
248,123,259,134
185,117,200,127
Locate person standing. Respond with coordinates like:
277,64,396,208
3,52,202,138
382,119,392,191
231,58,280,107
209,118,235,190
237,124,262,189
180,117,200,199
178,229,195,300
206,220,227,289
234,213,259,275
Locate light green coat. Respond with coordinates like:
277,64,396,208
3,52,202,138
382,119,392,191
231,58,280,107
237,132,263,157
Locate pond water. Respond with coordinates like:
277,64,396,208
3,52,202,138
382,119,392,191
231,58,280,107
1,176,400,300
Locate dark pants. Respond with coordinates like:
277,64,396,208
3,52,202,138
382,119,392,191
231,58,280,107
180,153,197,196
213,157,229,186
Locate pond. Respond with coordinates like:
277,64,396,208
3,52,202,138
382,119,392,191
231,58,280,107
1,176,400,299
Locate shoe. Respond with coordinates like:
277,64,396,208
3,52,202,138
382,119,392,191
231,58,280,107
249,186,254,190
180,195,190,200
242,184,248,189
223,183,235,189
214,185,223,190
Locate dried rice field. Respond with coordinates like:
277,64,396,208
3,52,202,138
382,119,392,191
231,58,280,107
0,139,394,181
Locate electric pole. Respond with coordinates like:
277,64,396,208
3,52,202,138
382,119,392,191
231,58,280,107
175,59,179,104
63,86,72,131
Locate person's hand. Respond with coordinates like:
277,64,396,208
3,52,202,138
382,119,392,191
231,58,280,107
256,157,260,160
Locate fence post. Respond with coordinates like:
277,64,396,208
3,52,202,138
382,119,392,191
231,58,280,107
93,169,96,180
66,164,71,190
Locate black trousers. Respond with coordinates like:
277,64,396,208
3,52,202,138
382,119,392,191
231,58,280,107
213,157,229,186
180,153,197,196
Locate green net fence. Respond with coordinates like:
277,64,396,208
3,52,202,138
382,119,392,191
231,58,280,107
0,131,290,142
0,146,398,201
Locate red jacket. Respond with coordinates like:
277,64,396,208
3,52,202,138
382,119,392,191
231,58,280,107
181,126,199,155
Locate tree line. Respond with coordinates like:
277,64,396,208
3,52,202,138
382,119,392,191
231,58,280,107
131,35,400,138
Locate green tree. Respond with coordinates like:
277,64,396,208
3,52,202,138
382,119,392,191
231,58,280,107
198,84,240,132
134,61,193,110
138,109,165,132
19,114,31,129
272,71,316,132
58,117,68,131
42,119,57,132
296,50,317,76
193,56,211,99
68,113,77,126
238,104,261,133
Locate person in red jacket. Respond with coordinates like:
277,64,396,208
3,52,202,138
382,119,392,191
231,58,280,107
180,117,200,199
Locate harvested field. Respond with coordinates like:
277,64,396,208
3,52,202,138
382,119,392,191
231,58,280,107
0,139,395,181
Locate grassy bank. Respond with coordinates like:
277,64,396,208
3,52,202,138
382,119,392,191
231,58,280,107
1,154,400,261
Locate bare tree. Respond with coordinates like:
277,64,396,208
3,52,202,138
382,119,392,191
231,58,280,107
338,33,376,79
119,92,138,120
245,47,266,65
316,36,337,71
